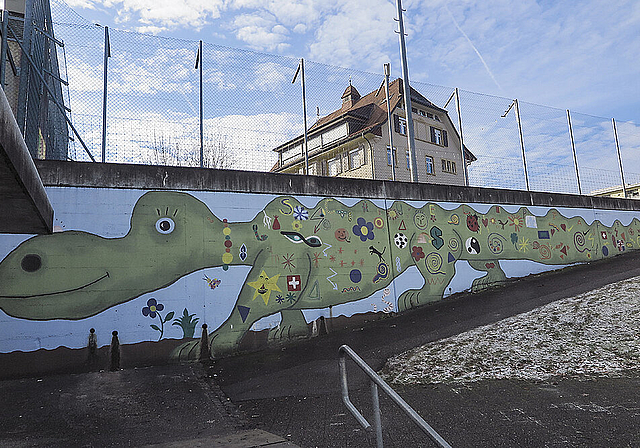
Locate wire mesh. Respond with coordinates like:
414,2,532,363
21,0,635,196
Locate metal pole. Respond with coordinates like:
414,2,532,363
395,0,418,182
383,63,396,181
371,381,384,448
301,59,309,175
612,118,627,198
513,99,529,191
292,58,309,175
198,40,203,168
455,88,469,186
0,9,8,89
6,21,95,161
566,109,582,195
101,26,110,163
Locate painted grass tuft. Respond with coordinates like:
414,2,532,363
381,276,640,385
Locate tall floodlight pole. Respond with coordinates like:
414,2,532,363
383,63,396,181
612,118,627,198
394,0,418,182
195,40,204,168
101,26,110,163
292,58,309,175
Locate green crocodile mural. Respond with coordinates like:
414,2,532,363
0,191,638,359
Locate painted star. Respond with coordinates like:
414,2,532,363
247,270,281,305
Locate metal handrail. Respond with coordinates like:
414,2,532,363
338,344,451,448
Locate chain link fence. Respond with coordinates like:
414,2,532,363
41,0,640,195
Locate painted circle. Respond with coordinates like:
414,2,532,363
465,236,481,255
223,227,231,236
374,217,384,229
350,269,362,283
602,245,609,256
335,228,348,241
21,254,42,272
222,252,233,264
155,217,175,234
394,233,408,249
225,248,231,253
361,226,369,236
224,240,232,248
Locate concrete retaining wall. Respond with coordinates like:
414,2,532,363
0,160,638,378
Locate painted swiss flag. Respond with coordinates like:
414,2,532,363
287,275,301,291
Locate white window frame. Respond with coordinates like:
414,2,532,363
386,146,397,167
425,155,435,175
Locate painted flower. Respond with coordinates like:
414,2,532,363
508,215,523,231
142,298,164,318
293,206,308,221
411,246,425,262
352,217,375,242
292,220,303,232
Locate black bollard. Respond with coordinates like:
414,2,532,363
110,330,120,371
199,324,209,363
87,328,98,367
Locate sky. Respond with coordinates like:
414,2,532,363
58,0,640,122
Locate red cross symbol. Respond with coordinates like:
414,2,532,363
287,275,301,291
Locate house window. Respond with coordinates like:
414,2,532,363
427,112,433,119
434,115,441,122
349,147,364,169
419,110,426,116
430,127,448,147
328,156,342,176
386,146,397,166
425,156,434,174
441,158,456,174
394,115,407,135
406,151,410,170
412,107,418,114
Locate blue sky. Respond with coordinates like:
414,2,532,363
60,0,639,122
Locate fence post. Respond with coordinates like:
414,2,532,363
514,99,530,191
0,10,8,89
101,26,110,163
455,87,469,186
566,110,582,195
612,118,627,198
196,40,203,168
383,63,396,181
291,58,309,175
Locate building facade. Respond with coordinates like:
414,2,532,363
272,78,475,185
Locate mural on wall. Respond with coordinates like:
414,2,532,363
0,191,638,361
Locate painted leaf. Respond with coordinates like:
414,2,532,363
164,311,175,322
150,324,161,331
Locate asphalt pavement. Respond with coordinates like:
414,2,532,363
1,250,639,447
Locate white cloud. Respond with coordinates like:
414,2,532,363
231,13,291,52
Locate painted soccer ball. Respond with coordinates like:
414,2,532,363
465,236,480,255
394,233,408,249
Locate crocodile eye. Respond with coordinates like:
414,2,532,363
282,232,304,243
305,236,322,247
21,254,42,272
155,217,175,234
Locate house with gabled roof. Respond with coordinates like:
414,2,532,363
271,78,476,185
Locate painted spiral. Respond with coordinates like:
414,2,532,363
487,233,506,255
425,252,444,274
448,214,460,225
538,244,552,260
373,262,389,283
574,231,589,253
448,238,460,252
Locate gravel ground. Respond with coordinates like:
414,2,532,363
381,276,640,385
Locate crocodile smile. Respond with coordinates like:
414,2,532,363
0,272,110,299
